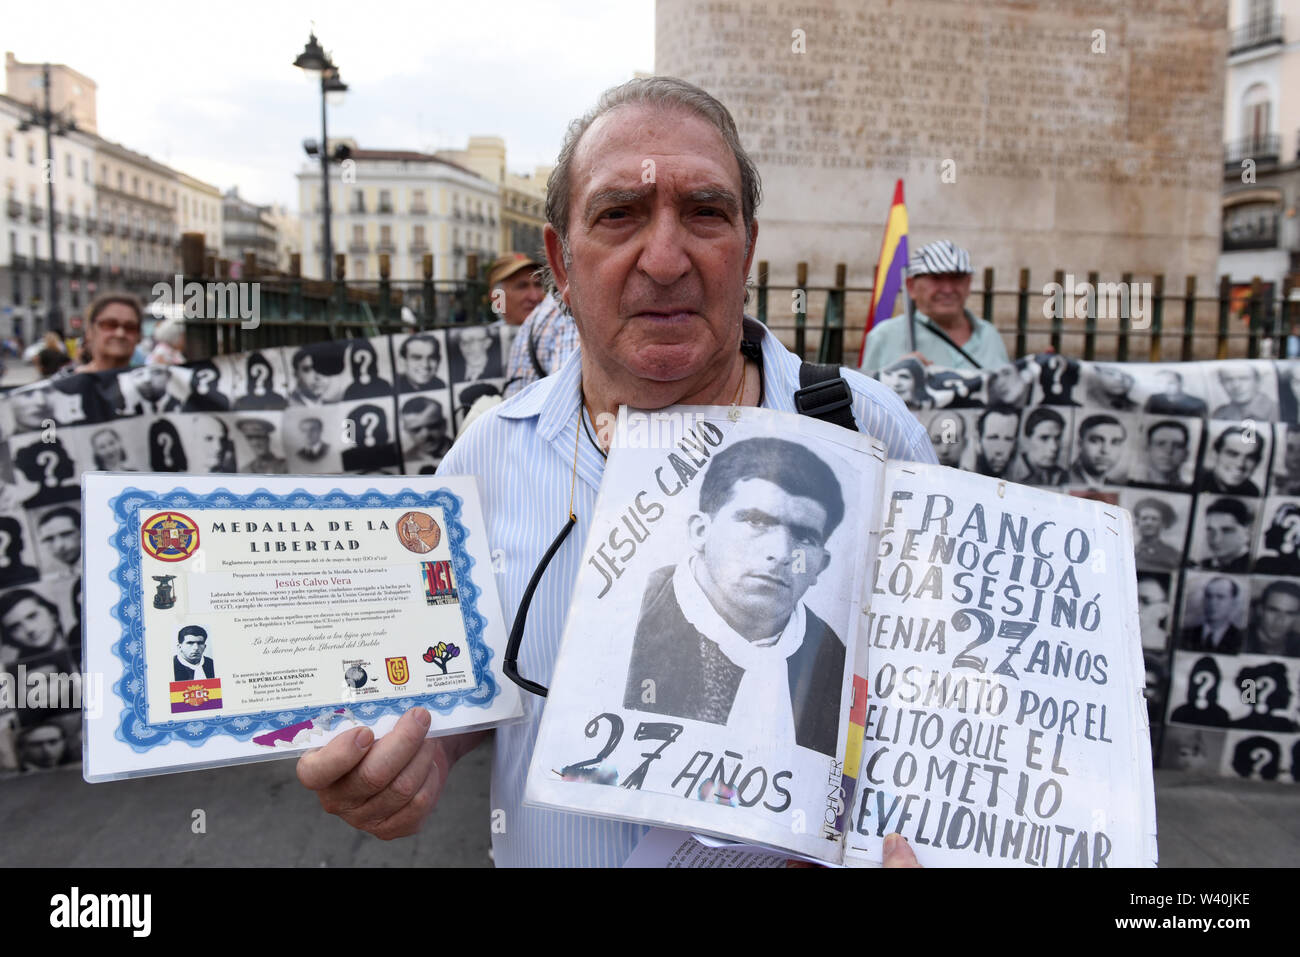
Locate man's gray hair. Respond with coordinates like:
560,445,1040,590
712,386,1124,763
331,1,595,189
544,75,762,273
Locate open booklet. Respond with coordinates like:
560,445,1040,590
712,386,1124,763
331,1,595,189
525,404,1157,867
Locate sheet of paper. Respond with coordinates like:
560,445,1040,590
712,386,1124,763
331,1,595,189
526,405,887,864
82,472,521,780
841,462,1157,867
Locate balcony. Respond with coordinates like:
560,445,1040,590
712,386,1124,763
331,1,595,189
487,215,497,227
68,213,81,232
85,216,97,232
452,209,463,220
348,240,370,253
51,211,63,229
348,202,367,215
410,203,429,215
376,240,396,253
134,226,145,239
453,245,464,256
29,206,44,224
6,199,21,220
1230,16,1284,55
103,220,115,235
409,241,429,253
10,254,27,269
1223,210,1279,251
377,203,394,215
1225,134,1280,168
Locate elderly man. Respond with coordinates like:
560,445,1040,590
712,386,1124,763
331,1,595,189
1213,365,1275,421
859,240,1010,372
487,253,546,327
296,77,930,868
1179,577,1244,654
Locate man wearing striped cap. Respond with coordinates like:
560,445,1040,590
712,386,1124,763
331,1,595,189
860,239,1010,373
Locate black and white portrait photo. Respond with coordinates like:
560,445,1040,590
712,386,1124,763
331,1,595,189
622,436,848,757
88,424,140,471
9,433,81,509
340,401,401,473
452,381,504,433
180,360,231,413
1118,489,1190,572
286,342,347,406
1142,367,1208,417
1228,734,1283,780
117,364,183,416
395,332,448,394
281,406,345,474
1207,362,1278,422
1187,496,1257,573
172,414,237,473
0,515,41,589
1198,422,1268,497
877,357,934,411
1137,571,1174,651
1128,416,1201,490
920,409,974,469
1244,579,1300,658
1253,498,1300,576
924,368,986,409
1068,412,1134,488
448,325,503,383
1229,662,1298,733
0,582,75,668
1269,424,1300,496
1178,573,1249,654
985,360,1036,409
173,624,216,681
971,406,1020,478
1276,360,1300,424
32,505,81,578
1082,363,1141,412
234,417,289,474
1028,353,1081,406
398,395,453,473
1159,725,1225,773
1006,406,1072,486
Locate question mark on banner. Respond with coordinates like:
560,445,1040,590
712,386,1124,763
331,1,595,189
0,530,11,568
1254,676,1276,714
359,411,379,447
1047,355,1067,395
195,368,216,395
157,432,176,469
355,349,373,385
1192,669,1214,708
250,363,268,396
35,449,60,488
1249,747,1272,779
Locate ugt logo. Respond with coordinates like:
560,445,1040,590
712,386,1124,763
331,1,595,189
385,657,409,686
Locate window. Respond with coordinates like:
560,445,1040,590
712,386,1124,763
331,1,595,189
413,225,426,244
27,143,35,165
82,159,89,183
379,189,392,208
1242,83,1271,142
132,175,139,194
147,182,153,199
352,258,366,279
65,153,73,177
352,225,364,243
4,137,11,158
380,225,392,245
117,171,124,189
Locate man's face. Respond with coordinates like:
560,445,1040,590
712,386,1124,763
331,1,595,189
1024,420,1063,468
402,407,448,457
39,516,80,566
87,303,142,368
1205,512,1249,560
1147,425,1188,476
691,478,829,639
92,430,126,469
906,272,970,325
457,328,490,366
1213,433,1260,487
404,339,439,386
300,420,323,446
1285,432,1300,475
1202,579,1236,625
547,105,756,392
21,725,65,769
989,366,1029,405
12,388,52,429
2,598,58,649
1259,591,1300,642
247,432,270,456
1095,365,1129,398
977,412,1018,473
1079,423,1126,476
295,356,326,399
1219,367,1258,404
500,272,545,325
194,418,226,471
927,415,966,467
135,365,170,400
178,632,206,664
1135,506,1165,541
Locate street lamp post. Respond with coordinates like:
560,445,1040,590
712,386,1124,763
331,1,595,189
18,63,77,334
294,32,349,281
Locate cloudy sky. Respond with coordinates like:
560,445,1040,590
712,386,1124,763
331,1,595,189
5,0,654,209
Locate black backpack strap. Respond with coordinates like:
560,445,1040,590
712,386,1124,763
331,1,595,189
795,362,859,432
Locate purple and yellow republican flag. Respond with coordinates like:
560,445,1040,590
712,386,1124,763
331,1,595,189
170,678,223,713
858,179,910,366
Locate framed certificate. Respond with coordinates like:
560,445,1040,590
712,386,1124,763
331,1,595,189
82,472,522,781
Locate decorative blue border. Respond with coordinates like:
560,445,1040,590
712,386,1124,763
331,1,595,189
107,485,502,752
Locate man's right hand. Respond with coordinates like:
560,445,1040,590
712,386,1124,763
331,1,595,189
296,707,481,840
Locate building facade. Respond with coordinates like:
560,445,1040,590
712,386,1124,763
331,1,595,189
5,52,98,134
435,136,547,261
297,145,499,281
93,138,180,289
222,186,277,274
176,171,223,260
1219,0,1300,293
1,92,101,341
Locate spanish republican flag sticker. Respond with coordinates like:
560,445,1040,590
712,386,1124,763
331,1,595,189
170,679,223,713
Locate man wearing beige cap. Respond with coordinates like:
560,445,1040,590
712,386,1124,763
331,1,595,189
487,252,545,326
860,239,1009,373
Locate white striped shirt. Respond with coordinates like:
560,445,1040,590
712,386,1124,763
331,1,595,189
437,323,936,867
